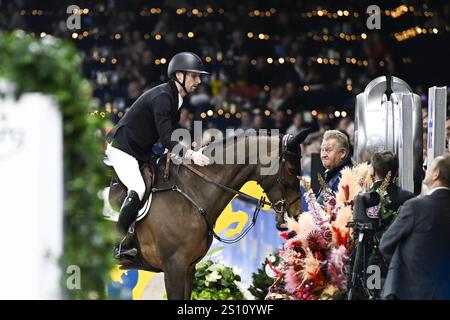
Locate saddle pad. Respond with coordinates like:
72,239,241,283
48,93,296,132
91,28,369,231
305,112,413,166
102,187,152,222
102,157,164,223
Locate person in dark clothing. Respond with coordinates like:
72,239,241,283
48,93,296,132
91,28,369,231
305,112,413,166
370,150,415,213
105,52,210,238
362,151,416,299
380,155,450,300
316,130,353,204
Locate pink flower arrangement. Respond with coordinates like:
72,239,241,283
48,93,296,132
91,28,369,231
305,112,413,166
266,164,373,300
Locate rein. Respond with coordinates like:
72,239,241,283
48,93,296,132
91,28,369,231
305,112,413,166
152,134,302,244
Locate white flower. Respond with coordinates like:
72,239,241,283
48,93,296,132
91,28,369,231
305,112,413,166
208,261,225,272
205,270,222,283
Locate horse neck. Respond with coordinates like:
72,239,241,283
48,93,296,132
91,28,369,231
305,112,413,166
182,134,280,225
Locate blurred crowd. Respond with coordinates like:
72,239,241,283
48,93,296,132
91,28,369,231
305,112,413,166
1,0,449,175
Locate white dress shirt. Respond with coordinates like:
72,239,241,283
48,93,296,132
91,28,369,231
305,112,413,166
178,93,183,110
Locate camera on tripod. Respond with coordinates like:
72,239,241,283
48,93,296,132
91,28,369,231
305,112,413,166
348,191,382,231
346,190,384,300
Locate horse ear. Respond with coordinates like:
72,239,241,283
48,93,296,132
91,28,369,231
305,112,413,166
287,128,311,152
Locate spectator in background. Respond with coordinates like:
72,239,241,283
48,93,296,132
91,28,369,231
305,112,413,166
338,129,354,159
1,0,447,138
318,120,332,133
238,108,253,131
370,151,415,213
266,86,285,111
345,121,355,150
286,112,304,136
253,113,264,130
337,117,352,132
301,132,323,178
280,81,301,112
247,57,271,88
316,130,353,204
126,81,142,107
273,109,289,134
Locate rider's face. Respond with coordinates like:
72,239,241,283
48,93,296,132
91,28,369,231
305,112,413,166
176,72,202,93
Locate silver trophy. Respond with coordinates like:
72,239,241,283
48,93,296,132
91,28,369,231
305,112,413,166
354,76,422,194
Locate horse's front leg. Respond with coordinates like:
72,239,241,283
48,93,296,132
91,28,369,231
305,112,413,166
163,256,195,300
184,262,196,299
163,262,185,300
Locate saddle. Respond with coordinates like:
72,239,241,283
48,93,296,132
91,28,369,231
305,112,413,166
107,153,173,272
108,162,155,214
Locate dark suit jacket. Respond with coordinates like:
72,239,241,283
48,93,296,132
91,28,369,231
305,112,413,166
380,188,450,299
316,156,353,204
110,81,185,161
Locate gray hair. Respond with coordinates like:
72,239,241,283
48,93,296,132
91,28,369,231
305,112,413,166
322,130,350,152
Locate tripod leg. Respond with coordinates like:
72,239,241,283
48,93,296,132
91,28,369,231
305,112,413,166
347,231,365,300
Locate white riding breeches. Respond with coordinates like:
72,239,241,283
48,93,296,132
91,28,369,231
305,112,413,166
105,144,146,201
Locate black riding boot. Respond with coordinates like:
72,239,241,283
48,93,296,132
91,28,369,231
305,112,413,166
117,190,141,235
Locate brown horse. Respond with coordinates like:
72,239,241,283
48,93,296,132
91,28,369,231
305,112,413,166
124,130,309,299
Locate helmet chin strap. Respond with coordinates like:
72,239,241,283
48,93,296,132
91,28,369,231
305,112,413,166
173,71,189,96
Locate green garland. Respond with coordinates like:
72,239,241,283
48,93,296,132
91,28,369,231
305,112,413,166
0,30,115,299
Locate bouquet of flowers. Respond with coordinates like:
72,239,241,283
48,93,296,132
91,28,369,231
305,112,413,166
266,163,374,300
192,259,245,300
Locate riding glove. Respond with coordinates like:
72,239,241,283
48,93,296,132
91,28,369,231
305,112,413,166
184,147,210,166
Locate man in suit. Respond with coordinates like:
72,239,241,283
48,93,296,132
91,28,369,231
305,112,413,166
380,154,450,299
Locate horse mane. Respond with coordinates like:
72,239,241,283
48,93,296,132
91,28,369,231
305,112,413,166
203,129,281,151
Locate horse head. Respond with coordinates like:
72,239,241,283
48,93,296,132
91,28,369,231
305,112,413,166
257,128,311,225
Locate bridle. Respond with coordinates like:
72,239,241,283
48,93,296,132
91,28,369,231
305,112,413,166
152,134,302,244
257,133,302,217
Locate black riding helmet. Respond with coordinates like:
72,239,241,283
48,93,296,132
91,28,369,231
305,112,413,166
167,52,209,94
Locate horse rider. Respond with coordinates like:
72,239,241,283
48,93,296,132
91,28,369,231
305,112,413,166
105,52,211,239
